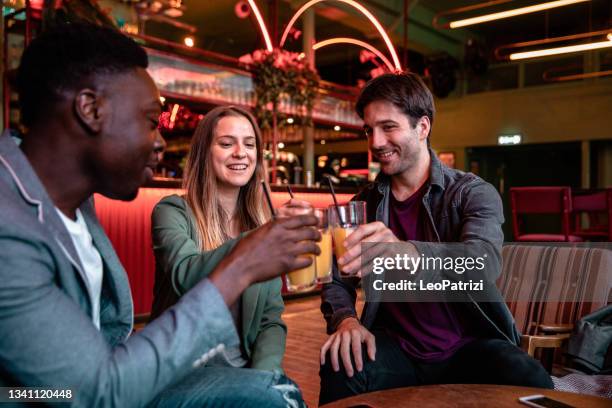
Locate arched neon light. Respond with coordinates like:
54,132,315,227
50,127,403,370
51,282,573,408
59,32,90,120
280,0,401,70
247,0,273,51
313,37,395,71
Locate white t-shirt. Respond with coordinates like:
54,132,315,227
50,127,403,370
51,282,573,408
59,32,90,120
56,208,103,330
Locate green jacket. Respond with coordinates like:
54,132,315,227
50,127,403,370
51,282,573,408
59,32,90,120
150,194,286,372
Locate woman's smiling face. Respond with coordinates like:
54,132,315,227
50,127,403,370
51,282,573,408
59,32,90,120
211,115,258,189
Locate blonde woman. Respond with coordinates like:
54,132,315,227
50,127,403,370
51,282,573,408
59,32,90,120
151,105,310,372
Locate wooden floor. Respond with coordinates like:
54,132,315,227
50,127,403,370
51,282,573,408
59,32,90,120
282,293,363,408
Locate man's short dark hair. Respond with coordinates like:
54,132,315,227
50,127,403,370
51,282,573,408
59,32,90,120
356,72,435,140
16,23,148,127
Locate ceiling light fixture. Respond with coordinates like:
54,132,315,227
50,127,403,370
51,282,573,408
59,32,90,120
246,0,273,51
280,0,401,70
495,28,612,61
509,39,612,60
433,0,589,29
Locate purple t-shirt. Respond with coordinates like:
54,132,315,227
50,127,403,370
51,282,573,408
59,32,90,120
378,182,475,362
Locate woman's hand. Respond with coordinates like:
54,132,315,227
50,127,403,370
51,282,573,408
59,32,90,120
277,198,313,218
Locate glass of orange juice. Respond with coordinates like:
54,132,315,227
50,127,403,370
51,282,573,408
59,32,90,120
329,201,367,265
285,257,316,292
285,206,317,293
314,208,333,284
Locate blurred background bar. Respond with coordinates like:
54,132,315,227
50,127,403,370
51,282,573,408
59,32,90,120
1,0,610,308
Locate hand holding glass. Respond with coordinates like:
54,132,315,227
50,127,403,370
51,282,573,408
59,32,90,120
284,207,317,292
329,201,366,273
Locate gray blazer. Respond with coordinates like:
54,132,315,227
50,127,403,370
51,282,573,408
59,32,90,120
0,132,240,406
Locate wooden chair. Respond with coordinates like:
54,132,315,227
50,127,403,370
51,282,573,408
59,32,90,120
498,244,612,371
510,187,582,242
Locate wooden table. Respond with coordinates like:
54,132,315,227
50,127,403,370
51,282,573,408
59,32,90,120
320,384,611,407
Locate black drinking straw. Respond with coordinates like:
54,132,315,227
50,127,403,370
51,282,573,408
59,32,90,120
261,180,276,219
286,184,295,199
325,176,345,225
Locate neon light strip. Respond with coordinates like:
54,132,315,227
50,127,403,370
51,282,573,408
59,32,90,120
450,0,589,29
313,37,395,71
280,0,401,70
247,0,274,51
509,40,612,60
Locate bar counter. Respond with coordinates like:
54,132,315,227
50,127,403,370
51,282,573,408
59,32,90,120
94,178,358,314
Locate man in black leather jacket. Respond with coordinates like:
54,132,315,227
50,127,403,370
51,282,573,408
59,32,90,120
319,72,552,405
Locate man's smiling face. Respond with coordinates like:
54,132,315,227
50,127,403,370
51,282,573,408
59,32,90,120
363,100,428,177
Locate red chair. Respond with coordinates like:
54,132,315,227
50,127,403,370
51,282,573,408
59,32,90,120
571,189,612,241
510,187,583,242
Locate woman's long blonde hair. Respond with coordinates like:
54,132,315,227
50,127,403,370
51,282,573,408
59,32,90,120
183,106,271,250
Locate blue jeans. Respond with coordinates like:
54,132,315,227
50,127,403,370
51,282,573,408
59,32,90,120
149,367,305,408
